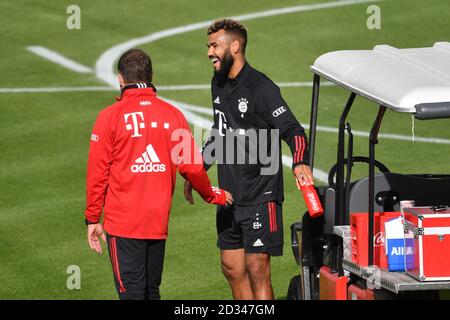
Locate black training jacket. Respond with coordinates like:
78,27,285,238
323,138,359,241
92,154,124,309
202,62,308,205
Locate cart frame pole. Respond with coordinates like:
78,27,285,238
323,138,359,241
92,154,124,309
308,74,321,170
336,92,356,226
368,105,387,266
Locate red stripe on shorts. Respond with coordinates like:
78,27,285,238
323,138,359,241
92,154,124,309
271,202,277,232
268,202,277,232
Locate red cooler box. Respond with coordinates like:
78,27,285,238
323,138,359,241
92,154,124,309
351,212,401,268
347,284,374,300
403,206,450,281
319,266,348,300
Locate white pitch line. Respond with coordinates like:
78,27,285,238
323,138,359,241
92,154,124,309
26,46,93,73
277,81,334,88
0,86,115,93
95,0,382,184
310,125,450,145
2,92,448,144
0,81,334,94
174,103,450,145
159,82,331,90
228,0,380,22
0,80,334,94
160,84,210,91
96,0,380,88
157,81,335,91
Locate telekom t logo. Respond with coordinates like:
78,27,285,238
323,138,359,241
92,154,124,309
215,109,228,136
124,112,145,137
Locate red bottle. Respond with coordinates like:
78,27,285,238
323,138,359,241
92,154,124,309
300,182,324,218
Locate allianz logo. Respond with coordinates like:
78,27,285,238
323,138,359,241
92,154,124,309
390,246,414,256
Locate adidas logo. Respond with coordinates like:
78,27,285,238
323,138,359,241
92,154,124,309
131,144,166,173
253,239,264,247
214,96,220,104
140,100,151,106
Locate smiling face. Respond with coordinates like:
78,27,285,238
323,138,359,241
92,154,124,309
207,29,236,78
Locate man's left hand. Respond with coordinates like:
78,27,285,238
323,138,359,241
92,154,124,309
293,164,314,187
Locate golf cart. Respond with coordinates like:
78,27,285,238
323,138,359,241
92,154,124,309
288,42,450,300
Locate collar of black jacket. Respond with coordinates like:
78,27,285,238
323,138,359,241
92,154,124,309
121,82,157,93
217,61,251,86
232,61,250,83
115,83,157,101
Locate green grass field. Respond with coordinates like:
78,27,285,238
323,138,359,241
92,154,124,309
0,0,449,299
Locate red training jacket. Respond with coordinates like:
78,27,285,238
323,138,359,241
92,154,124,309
85,84,225,239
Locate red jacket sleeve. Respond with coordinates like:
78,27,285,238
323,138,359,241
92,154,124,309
174,114,226,205
85,110,113,223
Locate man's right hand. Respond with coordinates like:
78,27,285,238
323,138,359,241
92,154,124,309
211,187,233,206
224,191,233,205
184,180,233,206
87,223,107,255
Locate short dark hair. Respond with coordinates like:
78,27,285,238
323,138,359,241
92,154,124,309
117,49,153,83
207,19,247,52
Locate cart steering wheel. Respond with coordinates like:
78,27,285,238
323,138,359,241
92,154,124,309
327,156,390,188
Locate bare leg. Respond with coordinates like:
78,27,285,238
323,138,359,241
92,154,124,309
221,249,254,300
245,253,274,300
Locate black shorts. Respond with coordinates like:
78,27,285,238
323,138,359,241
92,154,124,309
216,201,283,256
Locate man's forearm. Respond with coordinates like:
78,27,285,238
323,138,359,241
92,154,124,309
85,208,102,224
85,177,108,224
284,131,309,169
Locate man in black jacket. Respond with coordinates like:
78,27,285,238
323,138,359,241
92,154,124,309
185,19,314,300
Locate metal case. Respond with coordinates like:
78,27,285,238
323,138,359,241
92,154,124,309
403,206,450,281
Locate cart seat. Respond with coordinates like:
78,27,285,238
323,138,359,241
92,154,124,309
322,172,450,234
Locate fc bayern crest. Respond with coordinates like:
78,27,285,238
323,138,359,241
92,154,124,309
238,98,248,113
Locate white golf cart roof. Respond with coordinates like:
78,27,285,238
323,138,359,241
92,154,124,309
311,42,450,118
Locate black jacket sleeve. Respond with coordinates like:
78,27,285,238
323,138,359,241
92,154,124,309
201,80,219,171
256,83,309,169
200,132,215,171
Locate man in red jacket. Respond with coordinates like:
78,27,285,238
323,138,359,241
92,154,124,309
85,48,232,300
